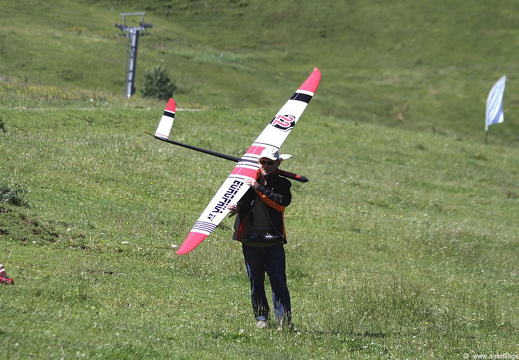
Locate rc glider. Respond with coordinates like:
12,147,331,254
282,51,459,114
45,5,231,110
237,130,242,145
150,68,321,254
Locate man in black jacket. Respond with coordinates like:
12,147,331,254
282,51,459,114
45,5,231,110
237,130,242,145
228,149,293,330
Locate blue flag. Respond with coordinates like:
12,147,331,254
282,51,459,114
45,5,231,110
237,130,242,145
485,76,506,132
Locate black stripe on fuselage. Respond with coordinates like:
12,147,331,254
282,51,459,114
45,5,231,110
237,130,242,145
194,221,216,232
290,92,313,103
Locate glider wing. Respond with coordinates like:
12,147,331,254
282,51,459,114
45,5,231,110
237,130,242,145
151,99,309,182
176,67,321,254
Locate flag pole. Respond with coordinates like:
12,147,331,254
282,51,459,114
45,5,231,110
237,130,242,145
485,107,489,145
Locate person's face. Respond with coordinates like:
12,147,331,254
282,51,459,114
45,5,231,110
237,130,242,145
259,158,280,177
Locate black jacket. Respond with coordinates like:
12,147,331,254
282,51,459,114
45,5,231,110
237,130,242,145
233,173,292,243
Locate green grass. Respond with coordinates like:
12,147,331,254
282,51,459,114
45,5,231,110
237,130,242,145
1,0,519,359
1,91,518,359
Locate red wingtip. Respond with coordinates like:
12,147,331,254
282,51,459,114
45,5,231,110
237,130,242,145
176,232,207,255
166,98,176,112
298,67,321,94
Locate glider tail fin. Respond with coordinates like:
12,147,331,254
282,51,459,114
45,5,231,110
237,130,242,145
154,98,176,139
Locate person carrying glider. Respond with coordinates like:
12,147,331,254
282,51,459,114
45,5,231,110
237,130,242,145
228,148,293,330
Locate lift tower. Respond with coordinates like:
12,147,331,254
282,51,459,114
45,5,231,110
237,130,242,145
115,12,152,98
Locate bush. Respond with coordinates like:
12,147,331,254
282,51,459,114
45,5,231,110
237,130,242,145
141,66,177,100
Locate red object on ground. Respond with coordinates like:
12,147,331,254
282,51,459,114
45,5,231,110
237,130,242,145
0,277,14,285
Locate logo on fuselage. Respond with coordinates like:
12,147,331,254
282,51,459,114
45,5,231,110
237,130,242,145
270,114,296,131
208,180,243,220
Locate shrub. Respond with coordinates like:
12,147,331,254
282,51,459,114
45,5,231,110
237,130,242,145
141,66,177,100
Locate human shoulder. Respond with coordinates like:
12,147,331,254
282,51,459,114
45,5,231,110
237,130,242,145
273,174,292,188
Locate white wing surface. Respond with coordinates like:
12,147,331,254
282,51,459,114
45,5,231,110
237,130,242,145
177,68,321,254
155,98,176,138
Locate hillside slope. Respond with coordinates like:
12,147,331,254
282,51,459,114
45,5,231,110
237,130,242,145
1,1,518,358
2,0,519,144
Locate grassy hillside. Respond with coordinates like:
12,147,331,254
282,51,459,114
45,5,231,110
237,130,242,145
2,0,519,143
1,0,518,359
1,90,518,359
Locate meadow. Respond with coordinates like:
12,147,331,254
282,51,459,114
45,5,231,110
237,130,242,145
1,0,519,359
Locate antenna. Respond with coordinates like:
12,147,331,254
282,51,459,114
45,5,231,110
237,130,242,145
115,12,153,98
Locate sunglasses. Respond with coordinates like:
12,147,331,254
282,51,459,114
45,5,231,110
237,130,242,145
259,160,276,166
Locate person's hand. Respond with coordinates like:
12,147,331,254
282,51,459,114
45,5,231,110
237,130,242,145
244,177,258,189
228,204,239,217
